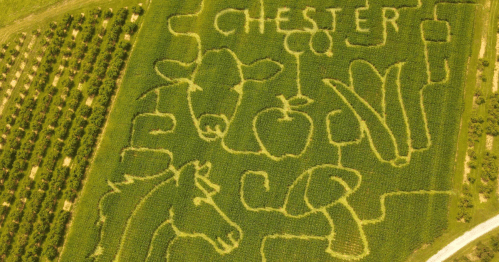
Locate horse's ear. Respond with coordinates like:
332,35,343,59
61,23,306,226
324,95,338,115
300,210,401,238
155,59,196,81
242,59,283,82
195,162,220,195
176,162,198,188
197,162,211,177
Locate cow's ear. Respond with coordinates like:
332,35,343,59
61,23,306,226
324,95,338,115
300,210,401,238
120,148,173,178
155,59,196,81
242,59,283,82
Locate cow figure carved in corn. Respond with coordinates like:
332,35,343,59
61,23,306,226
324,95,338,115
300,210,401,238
92,0,475,261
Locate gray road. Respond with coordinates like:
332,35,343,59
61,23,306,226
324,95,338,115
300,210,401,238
427,214,499,262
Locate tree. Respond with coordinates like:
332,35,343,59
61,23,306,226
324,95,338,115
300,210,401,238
103,9,113,19
85,124,100,138
90,7,102,17
24,131,36,144
60,78,74,89
43,245,58,260
107,66,120,79
67,177,81,191
62,13,73,27
15,150,29,161
475,241,494,262
55,28,66,37
89,106,106,127
491,234,499,252
123,22,138,35
53,139,64,152
91,35,102,46
112,57,124,69
63,189,77,201
78,143,93,158
62,49,72,58
96,94,110,107
69,59,79,71
66,41,76,49
63,136,79,157
117,40,131,51
95,57,109,68
4,179,16,191
49,21,57,30
14,128,25,139
78,105,92,118
81,31,93,43
82,62,93,74
73,49,84,60
131,5,144,15
94,66,107,79
80,73,90,83
5,115,14,126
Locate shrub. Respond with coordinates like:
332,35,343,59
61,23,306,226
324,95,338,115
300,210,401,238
131,5,144,15
107,67,120,79
117,40,131,51
481,151,498,181
103,10,113,19
88,106,106,127
90,8,102,17
123,22,138,35
475,241,494,262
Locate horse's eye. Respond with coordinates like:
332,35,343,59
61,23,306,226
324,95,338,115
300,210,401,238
193,197,203,206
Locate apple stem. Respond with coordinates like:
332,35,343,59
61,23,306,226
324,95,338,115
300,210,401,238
277,95,292,120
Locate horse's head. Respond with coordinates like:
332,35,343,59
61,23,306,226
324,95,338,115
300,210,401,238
155,48,283,142
172,161,243,254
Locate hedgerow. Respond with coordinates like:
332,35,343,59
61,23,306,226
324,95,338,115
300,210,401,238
457,184,473,223
487,93,499,135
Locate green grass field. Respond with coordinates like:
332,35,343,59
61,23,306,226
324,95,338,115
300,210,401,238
59,0,480,261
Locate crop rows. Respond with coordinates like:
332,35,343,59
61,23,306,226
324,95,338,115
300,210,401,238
0,5,142,261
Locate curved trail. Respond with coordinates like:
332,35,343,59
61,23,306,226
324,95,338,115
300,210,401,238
427,214,499,262
0,0,133,42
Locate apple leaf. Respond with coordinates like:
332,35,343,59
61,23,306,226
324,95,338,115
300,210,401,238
288,95,313,108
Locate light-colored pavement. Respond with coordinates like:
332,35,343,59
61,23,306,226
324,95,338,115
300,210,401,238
427,214,499,262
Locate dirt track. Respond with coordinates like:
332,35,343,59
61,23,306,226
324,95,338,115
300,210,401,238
427,214,499,262
0,0,129,42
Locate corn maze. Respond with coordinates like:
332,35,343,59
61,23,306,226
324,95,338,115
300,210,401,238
62,0,476,261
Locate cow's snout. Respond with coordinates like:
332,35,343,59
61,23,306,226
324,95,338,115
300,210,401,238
198,114,228,140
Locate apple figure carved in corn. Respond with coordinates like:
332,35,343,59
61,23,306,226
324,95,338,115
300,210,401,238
253,95,314,160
